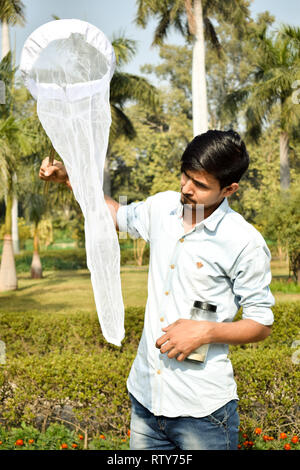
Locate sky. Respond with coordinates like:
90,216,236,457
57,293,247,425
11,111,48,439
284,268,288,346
1,0,300,85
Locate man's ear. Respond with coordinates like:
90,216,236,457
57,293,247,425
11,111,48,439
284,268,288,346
223,182,239,197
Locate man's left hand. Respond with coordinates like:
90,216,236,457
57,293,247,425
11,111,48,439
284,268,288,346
155,319,213,362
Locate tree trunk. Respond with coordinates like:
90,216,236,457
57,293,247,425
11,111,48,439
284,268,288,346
0,192,18,291
12,193,20,254
0,234,18,291
1,19,10,59
133,238,146,266
31,223,42,279
191,0,208,136
279,131,290,190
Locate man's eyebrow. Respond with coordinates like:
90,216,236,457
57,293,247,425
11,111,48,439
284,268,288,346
183,170,210,189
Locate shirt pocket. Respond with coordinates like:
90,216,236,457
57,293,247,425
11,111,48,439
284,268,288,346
178,250,229,301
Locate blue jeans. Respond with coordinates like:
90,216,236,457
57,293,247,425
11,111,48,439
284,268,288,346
129,393,239,450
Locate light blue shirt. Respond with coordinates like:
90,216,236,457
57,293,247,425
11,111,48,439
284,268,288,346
117,190,275,417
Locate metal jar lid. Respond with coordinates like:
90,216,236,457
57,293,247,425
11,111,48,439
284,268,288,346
193,301,217,312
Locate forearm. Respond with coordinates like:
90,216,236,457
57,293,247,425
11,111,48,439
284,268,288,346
209,319,272,345
64,176,120,231
156,318,272,362
104,195,120,231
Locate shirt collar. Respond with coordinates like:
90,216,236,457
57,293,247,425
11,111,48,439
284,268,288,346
170,194,229,232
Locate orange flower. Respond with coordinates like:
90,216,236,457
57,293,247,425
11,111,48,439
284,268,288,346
255,428,262,435
78,434,84,440
243,440,253,448
280,433,287,439
291,436,299,444
99,434,105,439
61,443,68,449
28,439,34,444
121,438,127,442
268,436,274,441
127,429,131,437
15,439,24,446
237,444,242,449
263,435,269,442
242,433,248,439
71,443,78,448
0,441,2,445
284,443,291,450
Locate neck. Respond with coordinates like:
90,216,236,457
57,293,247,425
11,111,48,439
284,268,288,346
182,198,225,226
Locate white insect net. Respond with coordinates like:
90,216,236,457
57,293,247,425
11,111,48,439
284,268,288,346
20,19,125,346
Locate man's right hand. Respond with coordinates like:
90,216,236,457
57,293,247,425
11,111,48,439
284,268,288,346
39,157,72,189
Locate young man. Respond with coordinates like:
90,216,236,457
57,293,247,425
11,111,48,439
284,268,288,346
39,129,274,450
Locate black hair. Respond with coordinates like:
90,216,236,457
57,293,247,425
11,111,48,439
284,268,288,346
180,129,249,188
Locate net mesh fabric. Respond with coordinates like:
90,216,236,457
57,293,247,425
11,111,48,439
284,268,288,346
20,20,125,346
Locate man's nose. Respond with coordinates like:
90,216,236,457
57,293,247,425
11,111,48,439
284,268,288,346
182,177,194,194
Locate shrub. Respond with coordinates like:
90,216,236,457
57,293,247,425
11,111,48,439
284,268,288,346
0,422,130,450
14,244,150,272
0,302,299,439
15,249,88,272
231,346,300,435
238,428,300,450
0,307,144,436
0,422,83,450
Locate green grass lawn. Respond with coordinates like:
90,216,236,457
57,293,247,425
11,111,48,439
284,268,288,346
0,260,298,312
0,266,149,313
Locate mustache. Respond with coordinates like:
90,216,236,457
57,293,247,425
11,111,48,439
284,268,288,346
181,193,195,203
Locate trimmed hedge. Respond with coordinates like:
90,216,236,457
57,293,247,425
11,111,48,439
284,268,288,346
14,244,150,272
15,249,88,272
0,307,144,437
0,303,299,438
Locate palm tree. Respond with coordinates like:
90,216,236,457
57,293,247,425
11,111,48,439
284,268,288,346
24,192,47,279
135,0,249,136
0,0,26,254
0,115,19,291
224,25,300,190
0,0,25,58
0,54,31,291
103,35,158,195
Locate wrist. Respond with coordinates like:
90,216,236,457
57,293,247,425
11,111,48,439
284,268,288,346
205,321,220,344
193,320,216,345
64,178,72,190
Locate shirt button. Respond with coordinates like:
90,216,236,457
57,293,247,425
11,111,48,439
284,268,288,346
170,264,175,269
179,238,184,243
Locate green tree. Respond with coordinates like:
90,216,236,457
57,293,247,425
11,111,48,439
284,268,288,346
0,51,31,291
111,45,193,201
0,0,25,59
102,35,158,196
257,184,300,283
135,0,250,135
0,113,30,290
24,191,47,279
224,25,300,190
0,0,26,254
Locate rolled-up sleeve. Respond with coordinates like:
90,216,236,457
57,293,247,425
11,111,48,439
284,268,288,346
117,197,153,242
231,242,275,326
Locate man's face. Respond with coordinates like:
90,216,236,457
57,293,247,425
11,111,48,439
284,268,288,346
180,169,238,212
